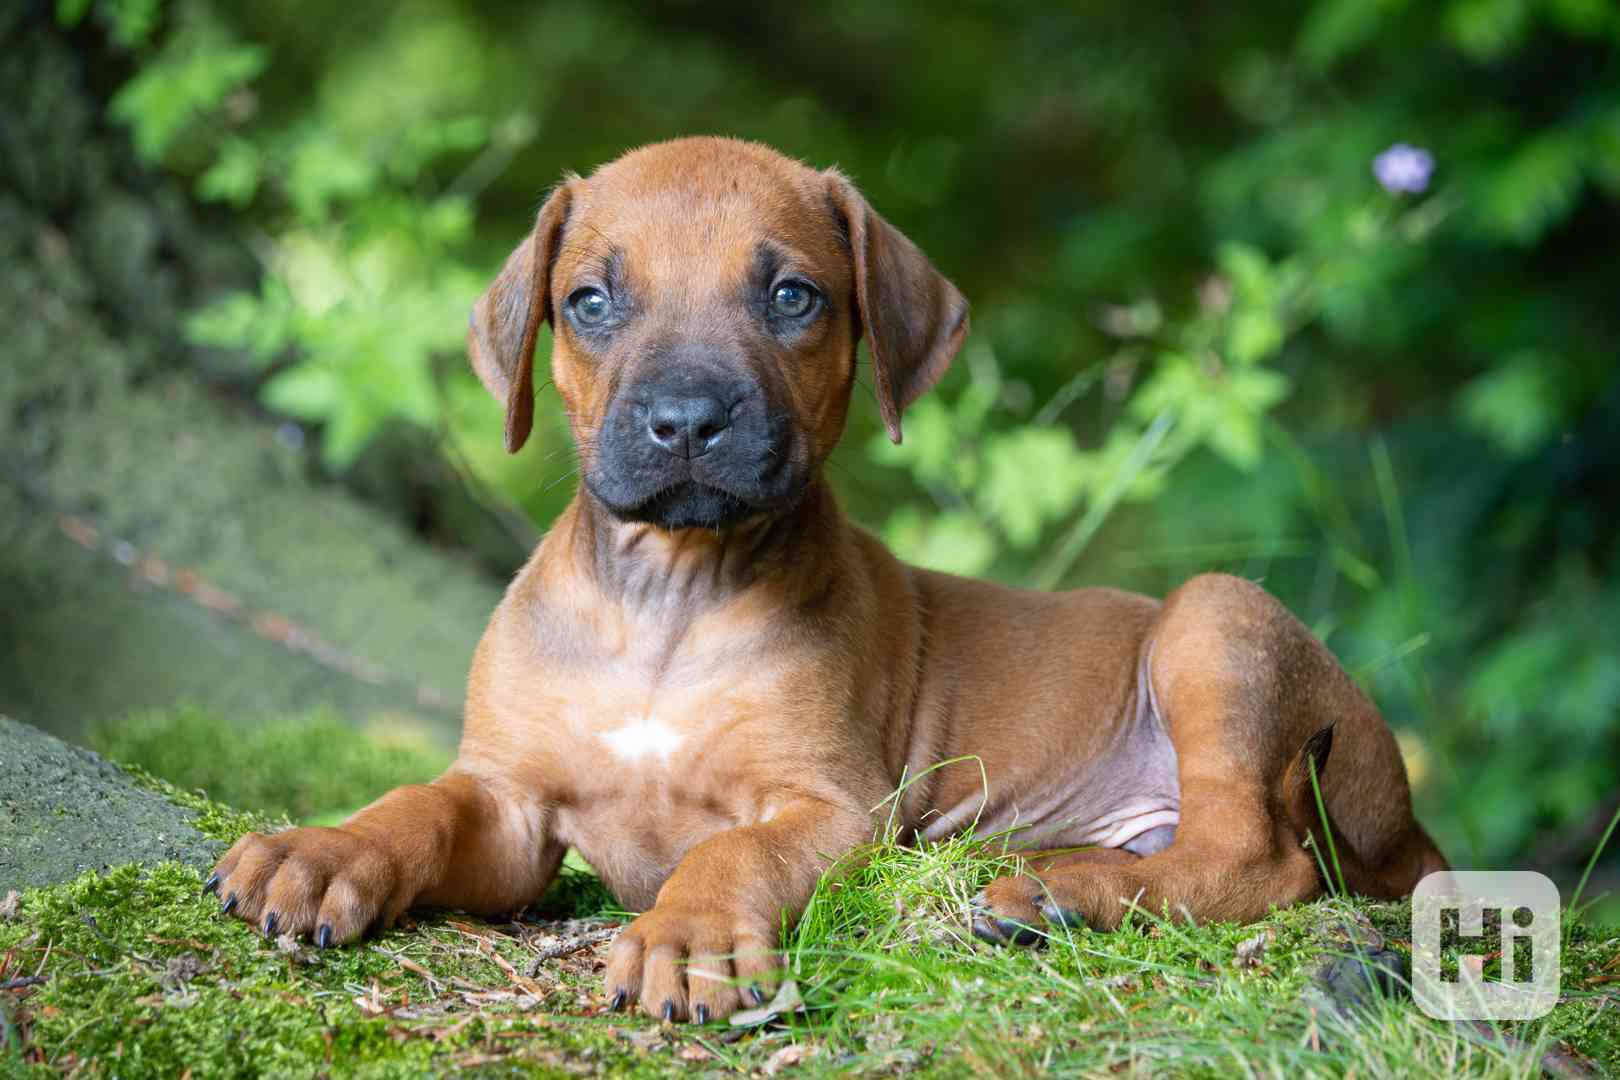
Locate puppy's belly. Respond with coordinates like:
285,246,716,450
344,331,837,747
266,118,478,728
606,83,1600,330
920,663,1181,854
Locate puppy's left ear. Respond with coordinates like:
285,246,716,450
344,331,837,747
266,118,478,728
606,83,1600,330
467,179,574,453
827,171,969,443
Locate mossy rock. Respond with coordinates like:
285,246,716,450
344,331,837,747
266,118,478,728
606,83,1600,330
0,15,504,745
0,715,222,891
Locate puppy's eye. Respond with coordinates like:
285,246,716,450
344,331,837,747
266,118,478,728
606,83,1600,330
770,281,818,319
570,287,611,326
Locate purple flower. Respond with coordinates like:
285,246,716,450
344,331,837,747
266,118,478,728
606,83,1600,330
1373,143,1434,195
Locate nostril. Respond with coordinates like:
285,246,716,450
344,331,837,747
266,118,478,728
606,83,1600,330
642,395,733,457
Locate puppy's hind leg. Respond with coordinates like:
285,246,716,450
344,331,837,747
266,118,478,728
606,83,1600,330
977,573,1435,938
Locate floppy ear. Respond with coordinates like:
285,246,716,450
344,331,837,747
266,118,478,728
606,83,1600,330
467,180,574,453
827,171,969,444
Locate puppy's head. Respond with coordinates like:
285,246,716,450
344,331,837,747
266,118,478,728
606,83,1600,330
468,137,968,530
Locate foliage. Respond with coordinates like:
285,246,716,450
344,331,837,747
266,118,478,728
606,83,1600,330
88,707,451,824
62,0,1620,882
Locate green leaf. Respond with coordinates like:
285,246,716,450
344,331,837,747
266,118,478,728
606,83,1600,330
55,0,94,29
285,137,377,221
260,365,341,420
183,287,291,363
1456,353,1566,456
317,404,379,471
1544,0,1613,35
1132,357,1289,472
976,427,1092,548
196,136,262,208
883,509,997,576
106,0,162,48
1476,132,1586,245
1443,0,1531,61
108,20,267,161
1297,0,1407,71
1226,308,1285,366
1217,243,1277,306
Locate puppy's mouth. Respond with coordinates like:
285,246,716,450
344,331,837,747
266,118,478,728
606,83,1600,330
610,480,757,530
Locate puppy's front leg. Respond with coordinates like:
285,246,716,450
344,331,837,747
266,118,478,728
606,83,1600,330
606,798,871,1023
207,768,561,945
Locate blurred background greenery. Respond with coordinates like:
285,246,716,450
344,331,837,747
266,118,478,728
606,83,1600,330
2,1,1615,910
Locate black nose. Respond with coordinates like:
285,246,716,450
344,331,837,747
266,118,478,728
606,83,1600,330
645,396,732,459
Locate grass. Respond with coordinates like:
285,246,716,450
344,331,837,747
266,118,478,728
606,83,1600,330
4,774,1618,1077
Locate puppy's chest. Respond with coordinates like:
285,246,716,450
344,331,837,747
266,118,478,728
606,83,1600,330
534,643,803,903
553,662,747,774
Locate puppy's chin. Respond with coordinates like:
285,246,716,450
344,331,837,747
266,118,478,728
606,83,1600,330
590,479,760,531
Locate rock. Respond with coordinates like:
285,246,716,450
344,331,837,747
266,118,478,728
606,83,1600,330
0,714,220,890
1309,948,1410,1016
0,12,502,747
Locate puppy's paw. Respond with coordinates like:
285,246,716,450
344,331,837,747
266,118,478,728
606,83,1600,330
603,905,780,1023
970,876,1048,946
206,828,405,947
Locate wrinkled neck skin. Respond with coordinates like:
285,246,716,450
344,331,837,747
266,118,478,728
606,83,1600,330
566,477,841,626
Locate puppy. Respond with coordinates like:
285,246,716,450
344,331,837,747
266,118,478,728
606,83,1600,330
208,137,1446,1022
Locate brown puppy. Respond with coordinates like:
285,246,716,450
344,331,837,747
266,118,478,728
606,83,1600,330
207,137,1446,1022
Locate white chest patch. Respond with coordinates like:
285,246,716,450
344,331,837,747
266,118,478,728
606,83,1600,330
599,716,685,764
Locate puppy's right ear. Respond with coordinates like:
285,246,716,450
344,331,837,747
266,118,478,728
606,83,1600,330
468,180,574,453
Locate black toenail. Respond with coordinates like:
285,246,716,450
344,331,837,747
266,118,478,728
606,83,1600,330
202,873,220,896
661,1000,675,1022
222,893,237,916
998,916,1040,945
972,913,1040,946
316,924,333,949
608,989,626,1011
263,912,278,938
693,1004,709,1024
1036,896,1087,930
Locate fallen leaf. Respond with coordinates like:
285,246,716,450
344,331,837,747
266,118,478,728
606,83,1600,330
0,891,18,920
275,934,317,966
163,953,206,988
729,979,804,1028
1235,929,1275,969
763,1043,816,1074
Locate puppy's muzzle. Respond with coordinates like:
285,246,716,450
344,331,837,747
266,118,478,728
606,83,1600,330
587,366,801,530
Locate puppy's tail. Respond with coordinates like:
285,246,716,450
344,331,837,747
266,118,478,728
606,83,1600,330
1283,721,1455,898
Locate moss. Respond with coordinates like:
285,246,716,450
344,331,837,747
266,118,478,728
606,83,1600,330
4,810,1616,1077
0,863,643,1078
90,707,453,825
